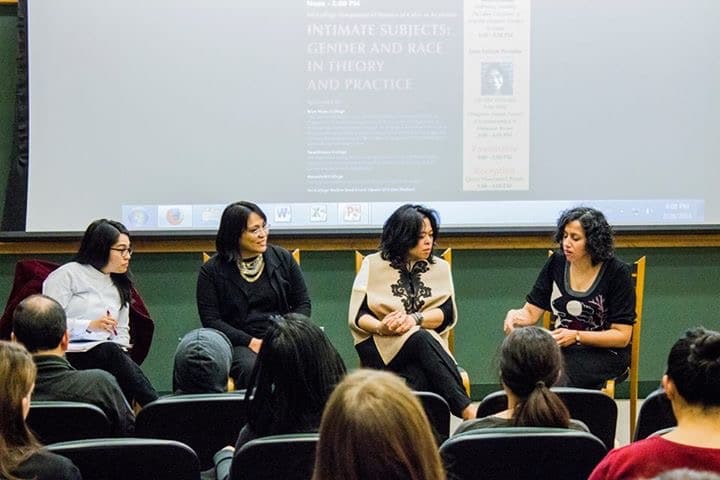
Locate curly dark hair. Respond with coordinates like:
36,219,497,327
379,204,439,267
553,207,614,265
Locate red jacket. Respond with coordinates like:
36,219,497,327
0,259,154,365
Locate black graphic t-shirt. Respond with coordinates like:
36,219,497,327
527,251,636,332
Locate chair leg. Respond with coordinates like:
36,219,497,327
460,370,471,397
602,379,615,398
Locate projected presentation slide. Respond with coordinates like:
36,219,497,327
24,0,717,232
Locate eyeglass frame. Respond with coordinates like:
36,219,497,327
110,247,133,257
244,224,270,238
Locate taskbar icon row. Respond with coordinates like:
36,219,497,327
121,203,372,230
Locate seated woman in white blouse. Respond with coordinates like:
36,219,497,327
43,219,158,406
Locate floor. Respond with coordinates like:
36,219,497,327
450,398,640,447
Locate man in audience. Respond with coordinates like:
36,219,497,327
11,294,135,435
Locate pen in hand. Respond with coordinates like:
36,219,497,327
107,309,117,336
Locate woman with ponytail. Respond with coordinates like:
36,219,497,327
455,326,588,433
590,328,720,479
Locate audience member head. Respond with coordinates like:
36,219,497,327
663,327,720,410
11,294,67,354
0,340,41,479
173,328,233,394
379,204,440,267
553,206,614,265
499,326,570,428
215,201,268,262
75,218,133,306
313,369,446,480
246,313,346,436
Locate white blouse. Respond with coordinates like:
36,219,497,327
43,262,130,345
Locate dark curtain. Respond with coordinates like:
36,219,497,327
1,0,27,231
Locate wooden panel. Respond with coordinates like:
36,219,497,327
2,231,720,254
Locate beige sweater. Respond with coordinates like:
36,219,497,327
348,252,458,365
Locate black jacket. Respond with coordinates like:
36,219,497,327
33,355,135,436
12,450,82,480
196,244,311,346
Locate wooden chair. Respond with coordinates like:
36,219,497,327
354,249,471,396
203,249,300,264
543,254,646,438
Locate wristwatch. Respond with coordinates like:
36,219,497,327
575,331,581,344
412,312,424,326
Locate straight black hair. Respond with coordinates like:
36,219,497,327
500,327,570,428
215,201,267,262
246,313,346,436
75,219,133,307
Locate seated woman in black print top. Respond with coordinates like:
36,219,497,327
504,206,636,389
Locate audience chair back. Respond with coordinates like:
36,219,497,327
414,391,451,444
354,249,471,396
47,437,201,480
440,427,607,480
633,388,677,441
27,401,112,444
476,387,617,450
543,254,646,438
229,433,319,480
135,392,247,470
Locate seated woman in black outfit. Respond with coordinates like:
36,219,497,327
503,206,636,389
0,340,81,480
197,201,311,388
349,204,475,419
213,313,346,480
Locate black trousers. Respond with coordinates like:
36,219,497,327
356,329,471,417
559,344,631,390
229,345,257,390
67,342,158,406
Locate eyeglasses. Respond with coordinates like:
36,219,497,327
110,247,133,257
245,224,270,238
